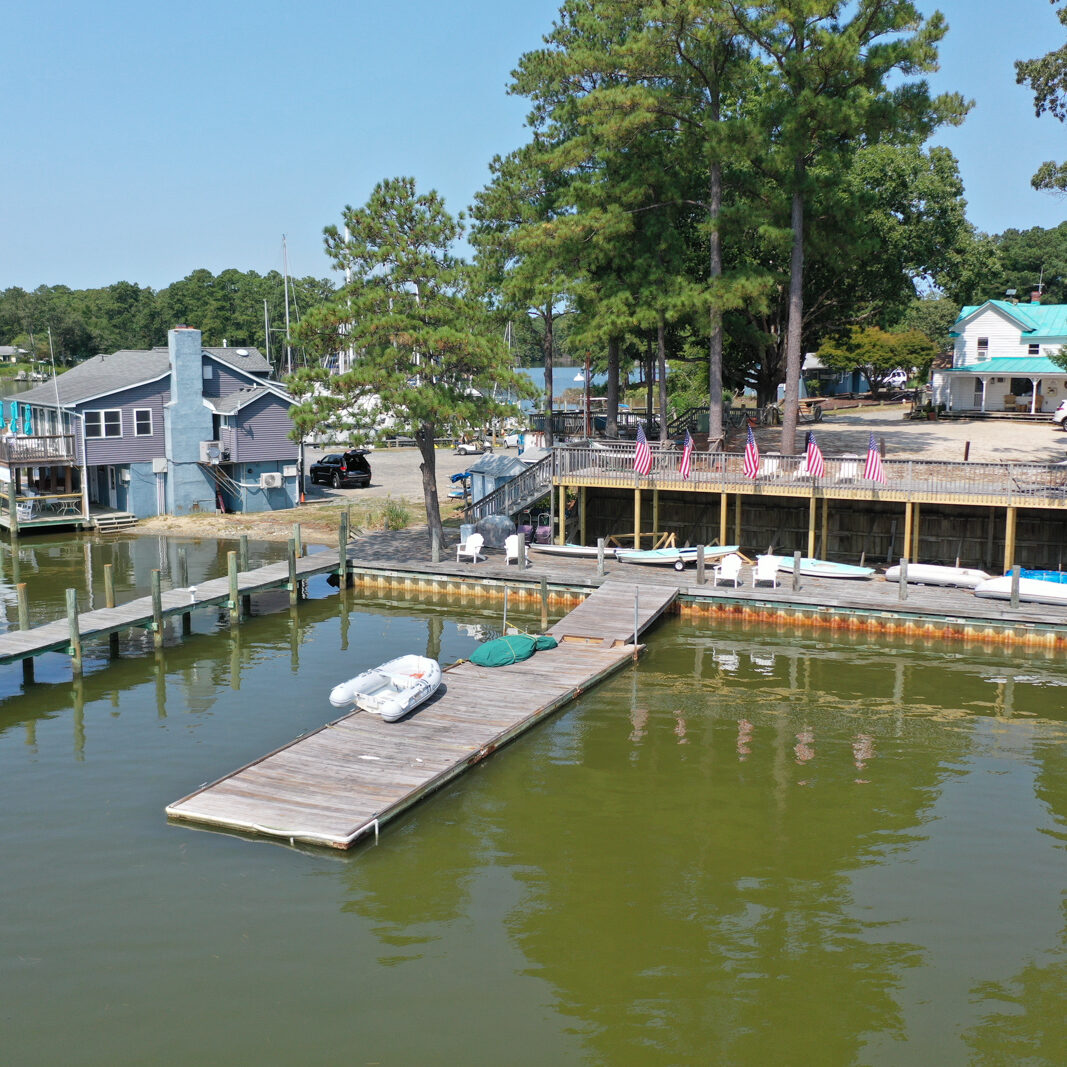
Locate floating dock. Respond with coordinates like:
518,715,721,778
166,581,677,849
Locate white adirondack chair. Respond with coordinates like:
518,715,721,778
753,555,780,587
456,531,484,563
504,533,524,566
713,553,744,587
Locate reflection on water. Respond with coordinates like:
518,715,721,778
1,547,1066,1063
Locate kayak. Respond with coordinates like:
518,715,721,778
528,543,612,559
328,654,442,722
762,555,874,580
973,576,1067,606
885,564,991,589
614,545,741,572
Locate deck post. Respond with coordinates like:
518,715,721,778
540,577,549,631
239,535,252,614
66,588,82,677
807,495,817,559
338,512,349,587
634,487,642,551
733,493,741,547
898,558,908,601
793,551,802,591
596,537,605,577
17,582,32,684
559,484,566,545
1004,506,1017,574
175,549,191,637
696,546,706,586
151,569,164,648
903,501,914,563
8,479,18,539
911,503,922,560
653,488,660,541
292,523,302,557
719,492,728,547
820,497,829,560
287,538,298,606
580,487,587,546
227,550,240,622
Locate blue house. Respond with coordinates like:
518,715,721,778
2,327,299,530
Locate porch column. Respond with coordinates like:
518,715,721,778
903,501,913,563
652,488,659,541
980,377,988,413
558,484,566,545
579,486,587,546
820,497,829,559
634,487,642,551
807,494,817,559
1004,506,1017,573
1030,378,1039,414
719,492,728,546
911,502,922,560
734,493,742,546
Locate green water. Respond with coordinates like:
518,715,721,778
1,537,1066,1065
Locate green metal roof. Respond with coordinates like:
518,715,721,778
941,357,1065,375
952,301,1067,339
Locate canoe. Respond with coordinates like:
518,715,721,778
762,555,874,580
614,545,741,572
328,654,442,722
973,576,1067,606
1020,569,1067,584
528,543,612,559
885,564,991,589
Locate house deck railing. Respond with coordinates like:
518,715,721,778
0,434,77,465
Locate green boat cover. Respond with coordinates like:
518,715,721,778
469,633,558,667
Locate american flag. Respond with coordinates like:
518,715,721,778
742,424,760,479
863,431,887,484
679,430,694,479
806,431,825,478
633,423,653,476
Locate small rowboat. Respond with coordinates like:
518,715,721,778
762,555,874,580
885,564,991,589
329,654,442,722
614,545,740,572
973,576,1067,606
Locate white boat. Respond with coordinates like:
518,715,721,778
614,545,740,572
884,564,991,589
762,555,874,580
328,654,442,722
973,576,1067,607
528,542,612,559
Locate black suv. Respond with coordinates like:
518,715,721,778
309,450,372,489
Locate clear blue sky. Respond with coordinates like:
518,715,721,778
1,0,1064,292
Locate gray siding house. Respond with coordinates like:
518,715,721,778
7,327,299,520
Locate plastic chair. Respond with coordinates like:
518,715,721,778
758,456,781,478
504,533,523,566
713,553,743,587
835,456,860,482
456,532,484,563
753,555,780,587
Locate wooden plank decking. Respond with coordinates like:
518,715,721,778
166,581,677,849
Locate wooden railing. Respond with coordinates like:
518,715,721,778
466,453,554,521
0,434,77,464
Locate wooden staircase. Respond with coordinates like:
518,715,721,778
93,511,138,533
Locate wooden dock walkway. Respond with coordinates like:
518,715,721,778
166,581,677,849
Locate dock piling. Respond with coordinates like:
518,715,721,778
338,513,350,587
292,523,302,558
175,549,191,636
696,545,706,586
151,569,164,648
239,536,252,614
792,551,802,591
227,551,240,621
898,558,908,601
66,588,82,676
288,539,298,606
540,577,549,631
597,538,605,577
17,582,33,683
1011,564,1021,610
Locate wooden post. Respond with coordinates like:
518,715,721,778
288,538,298,606
66,587,82,677
911,502,922,561
653,488,660,542
292,522,302,557
903,501,913,563
596,537,605,577
517,535,527,569
338,511,349,587
719,492,728,547
734,494,742,547
175,548,191,637
151,569,164,648
8,479,18,539
792,550,802,591
807,495,817,559
558,484,566,545
579,486,587,547
634,487,642,551
820,497,829,560
1010,563,1021,610
103,561,122,651
239,534,251,615
17,582,32,684
696,545,706,586
898,557,908,601
227,550,240,622
540,576,549,632
1003,506,1017,575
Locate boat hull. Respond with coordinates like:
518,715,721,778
973,576,1067,606
763,555,874,580
528,543,610,559
885,564,991,589
329,654,442,721
614,545,740,571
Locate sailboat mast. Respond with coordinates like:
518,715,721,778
282,234,292,376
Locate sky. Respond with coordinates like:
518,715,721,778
1,0,1065,293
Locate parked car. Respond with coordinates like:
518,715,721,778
309,450,372,488
884,369,908,388
1054,399,1067,428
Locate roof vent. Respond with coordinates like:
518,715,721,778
236,348,249,356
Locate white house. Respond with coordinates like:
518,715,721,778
933,298,1067,414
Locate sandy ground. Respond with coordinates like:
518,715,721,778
135,410,1067,544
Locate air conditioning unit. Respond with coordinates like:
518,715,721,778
259,472,282,489
200,440,223,464
119,468,131,484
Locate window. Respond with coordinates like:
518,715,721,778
84,409,122,438
1029,343,1041,356
977,337,988,352
134,409,153,436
